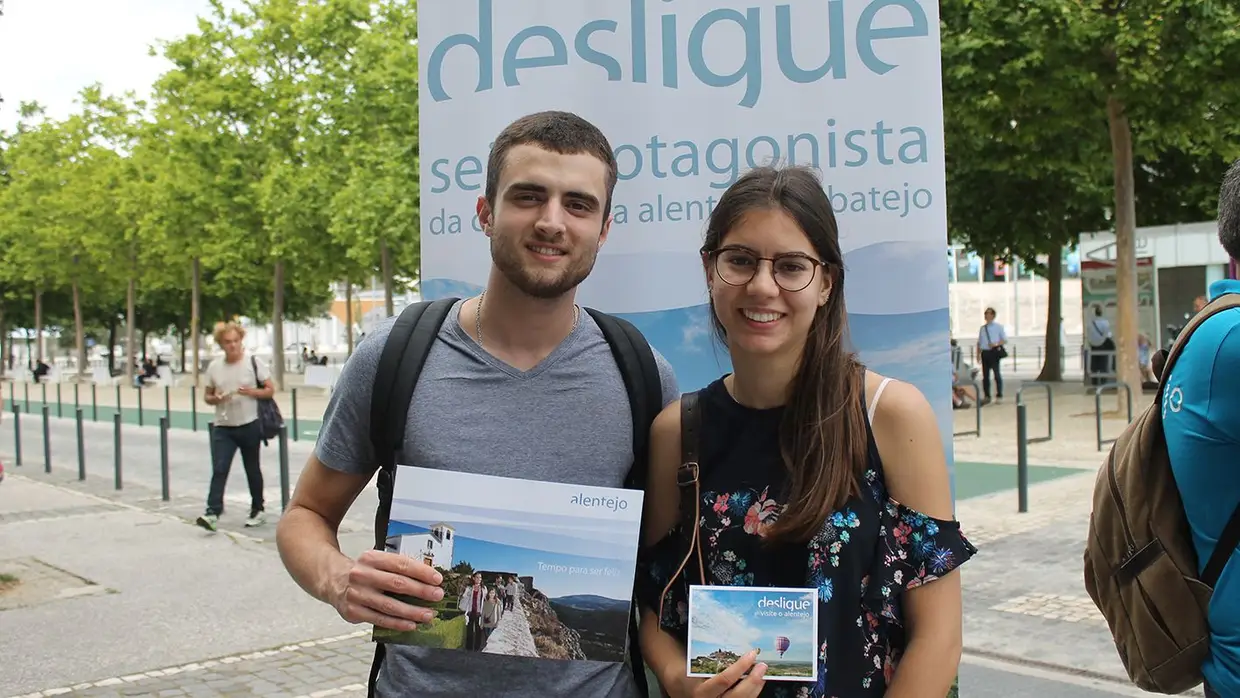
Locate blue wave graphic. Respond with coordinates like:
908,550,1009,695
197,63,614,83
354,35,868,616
422,279,954,478
842,241,951,316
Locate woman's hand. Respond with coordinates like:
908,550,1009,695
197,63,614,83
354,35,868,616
666,651,768,698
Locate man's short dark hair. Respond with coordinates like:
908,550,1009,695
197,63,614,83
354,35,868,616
485,111,618,217
1219,158,1240,260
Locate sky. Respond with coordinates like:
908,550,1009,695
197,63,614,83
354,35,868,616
0,0,227,132
688,588,816,663
389,521,638,602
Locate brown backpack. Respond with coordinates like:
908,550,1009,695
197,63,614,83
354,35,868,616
1083,293,1240,694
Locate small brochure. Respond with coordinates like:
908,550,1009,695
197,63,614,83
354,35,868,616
687,585,818,682
373,465,644,663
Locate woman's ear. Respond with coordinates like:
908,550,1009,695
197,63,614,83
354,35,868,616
819,268,834,306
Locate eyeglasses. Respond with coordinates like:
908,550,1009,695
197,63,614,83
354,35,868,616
707,246,826,293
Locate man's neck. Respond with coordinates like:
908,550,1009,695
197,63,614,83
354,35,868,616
467,270,579,356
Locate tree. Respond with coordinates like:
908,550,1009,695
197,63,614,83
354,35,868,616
941,0,1240,392
941,1,1111,381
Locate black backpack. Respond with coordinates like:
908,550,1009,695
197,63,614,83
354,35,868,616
364,297,664,697
251,356,283,444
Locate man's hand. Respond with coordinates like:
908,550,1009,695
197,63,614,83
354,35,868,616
669,650,768,698
329,550,446,632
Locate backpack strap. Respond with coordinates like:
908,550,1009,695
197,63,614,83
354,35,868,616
369,297,458,550
1203,505,1240,587
1155,293,1240,586
677,391,705,582
365,297,457,698
584,308,662,491
582,308,663,698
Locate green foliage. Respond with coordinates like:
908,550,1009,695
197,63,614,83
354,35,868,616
0,0,421,359
942,0,1240,262
941,0,1240,386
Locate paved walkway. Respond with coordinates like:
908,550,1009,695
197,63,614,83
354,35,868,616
0,378,1204,697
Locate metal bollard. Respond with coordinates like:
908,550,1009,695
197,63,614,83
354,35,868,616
291,388,299,442
137,387,144,427
113,412,123,490
76,408,86,481
24,382,29,411
92,383,98,422
279,424,290,510
42,405,51,473
57,383,62,417
74,383,80,411
164,385,171,425
12,406,21,467
115,384,121,422
191,386,197,432
41,382,47,411
1016,403,1029,513
159,416,170,501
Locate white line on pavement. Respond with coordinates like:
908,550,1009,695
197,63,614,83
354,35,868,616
960,652,1206,697
4,630,371,698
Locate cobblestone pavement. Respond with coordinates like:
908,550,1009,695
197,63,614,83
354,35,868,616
5,632,375,698
0,379,1199,697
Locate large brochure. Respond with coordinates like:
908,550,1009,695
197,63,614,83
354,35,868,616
374,465,644,663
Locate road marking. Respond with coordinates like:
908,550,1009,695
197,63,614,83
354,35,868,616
5,630,370,698
961,651,1206,697
294,684,367,698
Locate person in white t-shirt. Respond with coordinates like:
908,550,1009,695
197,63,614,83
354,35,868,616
196,321,275,531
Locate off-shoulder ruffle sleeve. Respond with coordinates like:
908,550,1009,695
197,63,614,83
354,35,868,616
862,497,977,615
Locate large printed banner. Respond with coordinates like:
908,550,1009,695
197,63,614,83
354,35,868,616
418,0,954,456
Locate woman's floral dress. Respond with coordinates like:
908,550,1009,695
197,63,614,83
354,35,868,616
636,377,977,697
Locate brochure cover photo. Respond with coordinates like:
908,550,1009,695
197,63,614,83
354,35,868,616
374,465,644,663
687,586,819,682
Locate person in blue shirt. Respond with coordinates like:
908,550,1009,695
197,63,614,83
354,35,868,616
1164,158,1240,698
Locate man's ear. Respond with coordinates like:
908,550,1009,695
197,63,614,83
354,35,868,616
476,195,494,236
597,214,612,250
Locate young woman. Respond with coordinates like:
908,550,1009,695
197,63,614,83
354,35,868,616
636,165,976,698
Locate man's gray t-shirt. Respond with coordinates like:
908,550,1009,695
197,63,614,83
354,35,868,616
314,299,679,697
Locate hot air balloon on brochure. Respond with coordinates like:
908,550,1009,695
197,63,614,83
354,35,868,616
774,635,791,658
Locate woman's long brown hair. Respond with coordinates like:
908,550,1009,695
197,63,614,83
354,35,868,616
702,165,869,545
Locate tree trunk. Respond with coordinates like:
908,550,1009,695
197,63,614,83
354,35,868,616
1106,95,1143,407
34,285,43,363
106,315,117,377
141,328,149,361
1036,250,1064,382
126,275,136,382
178,325,187,373
381,240,394,316
0,306,6,379
272,260,285,388
345,281,355,356
72,281,86,379
191,257,201,386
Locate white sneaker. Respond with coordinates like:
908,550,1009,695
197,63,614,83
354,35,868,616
244,512,266,527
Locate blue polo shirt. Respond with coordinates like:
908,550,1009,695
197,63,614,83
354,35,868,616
1165,279,1240,694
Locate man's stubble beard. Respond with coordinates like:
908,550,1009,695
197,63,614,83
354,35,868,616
490,227,600,300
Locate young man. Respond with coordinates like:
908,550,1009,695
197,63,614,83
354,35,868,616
276,111,678,697
197,321,274,531
1164,159,1240,698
